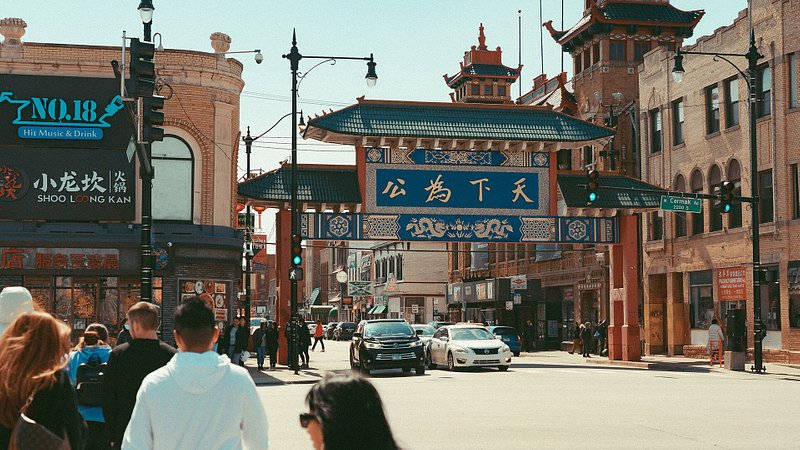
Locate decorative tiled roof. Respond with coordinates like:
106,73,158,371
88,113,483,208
558,173,666,209
304,99,614,143
447,64,521,85
238,165,361,204
600,3,703,24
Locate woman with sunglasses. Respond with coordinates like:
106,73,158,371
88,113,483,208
301,373,399,450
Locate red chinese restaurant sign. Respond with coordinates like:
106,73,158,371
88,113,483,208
717,267,747,301
0,247,119,271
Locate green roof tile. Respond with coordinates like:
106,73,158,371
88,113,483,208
558,173,666,209
306,101,614,142
238,166,361,203
600,3,703,24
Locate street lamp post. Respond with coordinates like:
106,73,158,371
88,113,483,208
595,91,624,171
137,0,155,303
282,29,377,373
671,28,766,373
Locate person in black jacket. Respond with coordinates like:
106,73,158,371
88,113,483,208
252,321,267,371
115,318,132,347
298,320,312,369
220,317,249,365
580,322,593,358
102,302,175,450
265,321,279,370
0,312,85,450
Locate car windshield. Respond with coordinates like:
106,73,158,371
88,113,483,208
492,327,517,336
251,319,263,327
413,325,435,336
450,327,495,341
341,323,356,330
365,321,414,337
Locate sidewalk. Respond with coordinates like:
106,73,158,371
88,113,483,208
244,342,351,386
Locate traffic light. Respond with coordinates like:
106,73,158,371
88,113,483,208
586,169,600,205
128,38,156,98
291,234,303,266
720,181,735,213
142,96,165,142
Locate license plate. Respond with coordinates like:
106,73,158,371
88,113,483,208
392,354,401,360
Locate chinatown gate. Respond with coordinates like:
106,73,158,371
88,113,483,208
239,98,663,365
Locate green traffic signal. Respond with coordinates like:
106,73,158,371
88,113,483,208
586,169,600,205
291,234,303,266
720,181,735,214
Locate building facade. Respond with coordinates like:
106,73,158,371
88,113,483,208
639,0,800,362
0,19,244,342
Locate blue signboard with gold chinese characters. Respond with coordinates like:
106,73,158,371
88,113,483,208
365,147,550,216
0,75,132,149
301,212,617,244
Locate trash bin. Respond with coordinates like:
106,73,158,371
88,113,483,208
726,309,745,352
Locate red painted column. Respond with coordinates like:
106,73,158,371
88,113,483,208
276,209,292,365
608,215,641,361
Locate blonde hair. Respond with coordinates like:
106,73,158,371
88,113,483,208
0,312,71,427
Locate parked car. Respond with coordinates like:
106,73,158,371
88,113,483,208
326,322,339,340
427,321,455,329
425,324,512,371
350,319,425,376
411,324,436,345
486,326,521,357
334,322,357,341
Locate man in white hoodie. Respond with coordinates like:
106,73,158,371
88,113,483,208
122,297,269,450
0,286,34,336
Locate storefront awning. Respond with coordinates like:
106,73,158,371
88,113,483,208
310,305,333,315
366,306,377,314
328,294,341,303
329,307,338,317
308,288,321,305
372,305,386,315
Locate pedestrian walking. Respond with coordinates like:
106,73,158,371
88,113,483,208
302,373,398,450
68,324,112,450
220,317,248,365
580,322,593,357
522,319,535,352
115,319,132,348
122,297,269,449
570,322,581,354
707,318,725,353
299,319,312,368
252,321,268,371
595,320,607,355
266,322,279,370
311,319,325,352
102,302,176,450
0,311,85,450
0,286,34,337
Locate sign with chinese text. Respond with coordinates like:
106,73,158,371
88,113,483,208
0,248,119,271
301,212,618,244
717,267,747,301
0,148,134,220
365,147,549,216
0,75,132,149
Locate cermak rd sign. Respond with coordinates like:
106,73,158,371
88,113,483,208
660,195,702,213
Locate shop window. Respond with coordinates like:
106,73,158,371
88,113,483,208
583,50,591,70
689,271,713,329
758,170,774,224
592,42,600,65
609,41,625,61
727,160,743,228
674,174,687,237
650,108,661,153
397,254,403,280
556,149,572,170
759,267,780,330
690,170,704,235
471,85,480,96
791,297,800,328
791,263,800,327
719,301,745,324
648,211,663,241
574,55,582,74
583,146,593,168
757,65,771,117
484,85,493,96
709,165,722,232
152,136,194,221
634,41,650,61
26,276,53,313
706,84,720,134
672,98,684,145
724,77,739,128
789,53,797,109
498,85,506,96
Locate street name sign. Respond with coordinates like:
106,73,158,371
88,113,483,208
660,195,702,213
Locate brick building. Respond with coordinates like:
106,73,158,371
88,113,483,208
639,0,800,363
0,19,244,343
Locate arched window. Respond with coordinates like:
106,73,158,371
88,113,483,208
709,165,722,231
151,136,194,221
691,170,704,235
727,160,743,228
674,174,687,237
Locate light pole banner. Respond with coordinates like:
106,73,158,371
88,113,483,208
301,212,618,244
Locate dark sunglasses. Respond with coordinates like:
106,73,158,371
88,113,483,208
299,412,317,428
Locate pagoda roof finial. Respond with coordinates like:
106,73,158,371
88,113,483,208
478,23,487,50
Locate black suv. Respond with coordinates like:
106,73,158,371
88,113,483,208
334,322,357,341
350,319,426,376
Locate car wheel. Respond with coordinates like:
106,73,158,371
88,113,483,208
498,365,509,372
447,352,456,371
426,351,437,370
402,367,412,373
415,365,426,375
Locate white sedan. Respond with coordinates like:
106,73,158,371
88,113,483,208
425,325,512,371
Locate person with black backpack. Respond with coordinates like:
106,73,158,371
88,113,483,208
67,323,112,449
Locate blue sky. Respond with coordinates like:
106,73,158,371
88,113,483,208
4,1,746,176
